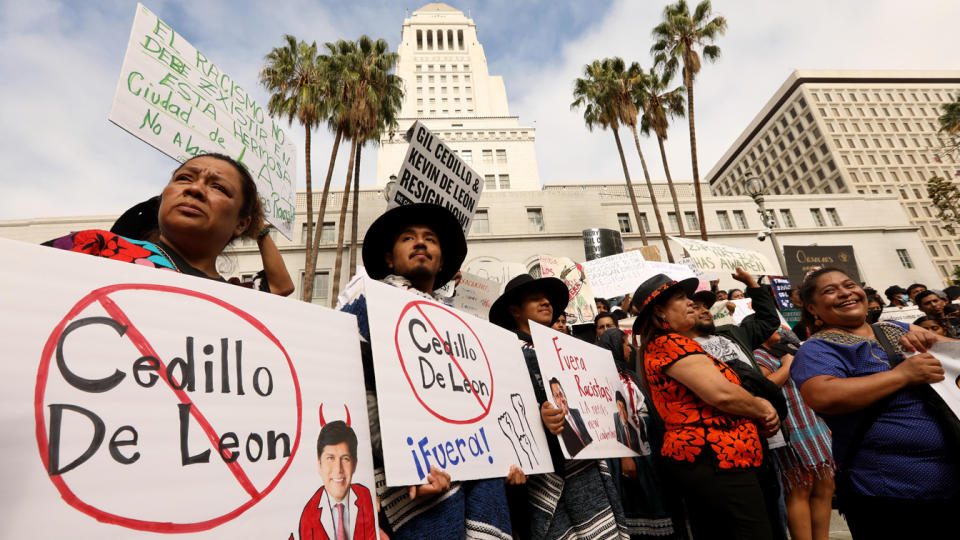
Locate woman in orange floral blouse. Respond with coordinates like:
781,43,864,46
631,274,781,540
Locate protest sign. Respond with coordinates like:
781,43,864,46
581,251,647,299
730,298,791,330
539,255,597,325
925,342,960,421
109,4,297,238
363,278,552,485
582,228,623,261
783,245,861,287
769,276,794,311
0,238,373,538
878,306,924,323
529,323,639,460
670,236,776,275
453,272,501,319
390,121,483,234
710,301,736,326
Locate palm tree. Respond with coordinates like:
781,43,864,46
571,59,651,251
652,0,727,241
329,36,403,306
640,67,687,243
260,34,325,301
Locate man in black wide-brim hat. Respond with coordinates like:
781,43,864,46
338,203,514,540
489,274,627,539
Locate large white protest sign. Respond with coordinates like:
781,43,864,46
582,250,647,299
878,306,924,323
671,236,776,276
390,121,483,234
363,278,552,485
925,342,960,421
0,239,373,538
529,323,639,460
730,298,791,331
109,4,297,238
453,272,501,319
539,254,598,325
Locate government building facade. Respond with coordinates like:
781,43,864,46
0,5,947,304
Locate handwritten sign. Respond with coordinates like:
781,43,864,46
539,255,597,325
710,301,735,326
670,236,776,275
730,298,791,331
529,322,638,460
453,272,501,319
363,278,552,485
878,306,924,323
581,251,647,299
390,121,483,234
0,238,374,538
770,276,794,311
109,4,297,238
924,342,960,421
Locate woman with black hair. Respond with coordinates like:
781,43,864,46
790,267,958,539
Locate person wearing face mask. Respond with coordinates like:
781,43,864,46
865,295,884,324
791,268,959,539
883,285,910,308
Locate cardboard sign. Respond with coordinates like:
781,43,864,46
109,4,297,238
362,278,552,485
783,245,861,287
925,342,960,421
453,272,501,319
670,237,776,276
529,323,639,460
878,306,924,323
539,255,597,325
390,121,483,234
0,238,373,538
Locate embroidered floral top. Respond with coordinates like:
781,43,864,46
645,333,763,469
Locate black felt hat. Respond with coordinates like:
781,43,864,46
692,290,717,306
110,196,160,240
361,203,467,288
488,274,569,330
630,274,700,330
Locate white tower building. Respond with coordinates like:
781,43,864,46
375,3,541,192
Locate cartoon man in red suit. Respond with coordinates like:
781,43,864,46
299,421,375,540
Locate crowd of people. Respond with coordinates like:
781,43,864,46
42,153,960,540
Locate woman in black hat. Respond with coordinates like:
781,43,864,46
631,273,780,540
489,274,628,540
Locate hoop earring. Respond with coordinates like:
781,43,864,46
813,314,824,327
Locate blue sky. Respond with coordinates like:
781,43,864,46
1,0,958,219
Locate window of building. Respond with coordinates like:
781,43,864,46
733,210,748,229
484,174,496,190
495,149,507,164
810,208,826,227
617,213,632,233
481,149,493,164
638,212,650,232
498,174,510,189
460,149,472,163
717,210,732,230
472,209,489,234
667,212,679,231
780,209,796,227
929,245,939,257
684,211,699,231
527,208,544,232
301,271,329,305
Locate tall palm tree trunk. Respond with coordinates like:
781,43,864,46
329,139,357,307
348,142,362,277
685,67,708,240
304,127,343,303
629,125,674,262
657,134,686,239
611,129,648,246
300,127,315,300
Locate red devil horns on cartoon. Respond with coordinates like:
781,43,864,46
318,404,351,427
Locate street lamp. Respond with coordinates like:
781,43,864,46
744,176,788,276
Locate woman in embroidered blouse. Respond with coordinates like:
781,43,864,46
790,267,957,539
632,274,780,540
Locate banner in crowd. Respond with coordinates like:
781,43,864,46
878,305,924,323
729,298,791,331
783,245,861,286
670,237,776,276
389,121,483,235
109,4,296,238
529,323,640,460
453,272,501,319
769,276,794,311
539,254,598,325
926,342,960,421
582,253,698,300
363,278,553,485
0,238,373,538
582,228,624,261
462,258,529,287
710,301,736,326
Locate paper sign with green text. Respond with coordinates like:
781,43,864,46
670,237,776,276
109,4,297,239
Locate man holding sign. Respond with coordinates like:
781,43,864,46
489,275,626,540
338,203,514,540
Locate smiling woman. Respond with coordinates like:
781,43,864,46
44,153,291,292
